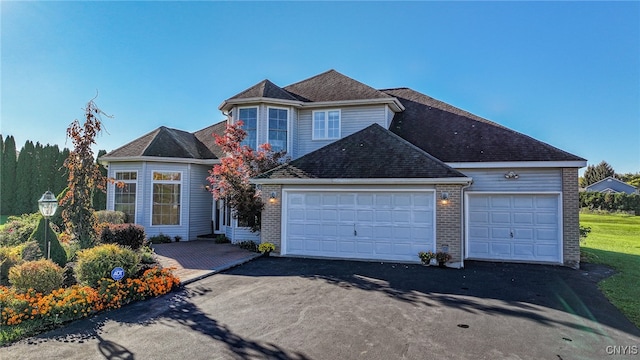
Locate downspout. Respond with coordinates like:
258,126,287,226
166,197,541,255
460,181,473,269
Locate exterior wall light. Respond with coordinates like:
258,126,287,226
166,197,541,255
440,192,449,205
505,171,519,179
38,191,58,260
269,192,277,203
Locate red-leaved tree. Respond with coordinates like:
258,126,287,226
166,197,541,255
207,121,287,232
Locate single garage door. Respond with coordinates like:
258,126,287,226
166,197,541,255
467,194,561,263
284,191,435,262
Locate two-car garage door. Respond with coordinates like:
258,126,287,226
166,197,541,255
284,190,435,262
467,194,561,263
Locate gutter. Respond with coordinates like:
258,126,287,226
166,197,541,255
251,177,473,186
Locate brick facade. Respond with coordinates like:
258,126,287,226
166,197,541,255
435,184,463,265
260,184,283,253
562,168,581,269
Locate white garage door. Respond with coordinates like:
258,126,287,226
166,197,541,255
467,194,561,263
284,191,435,262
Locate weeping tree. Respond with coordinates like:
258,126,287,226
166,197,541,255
60,99,113,249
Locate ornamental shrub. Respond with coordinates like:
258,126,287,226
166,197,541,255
8,259,64,294
99,224,146,249
148,233,172,244
95,210,127,224
0,213,40,247
75,244,141,288
0,246,22,286
28,216,67,267
237,240,258,252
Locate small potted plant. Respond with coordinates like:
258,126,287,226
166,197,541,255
418,250,436,265
435,251,451,267
258,242,276,256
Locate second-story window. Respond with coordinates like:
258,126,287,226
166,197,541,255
268,107,288,152
238,107,257,148
312,110,340,140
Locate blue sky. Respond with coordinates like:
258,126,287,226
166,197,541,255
2,1,638,174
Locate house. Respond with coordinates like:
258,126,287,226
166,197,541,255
100,69,587,268
584,176,638,195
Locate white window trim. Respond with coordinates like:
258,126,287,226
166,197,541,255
113,170,138,223
237,106,259,149
150,171,183,227
267,106,290,153
312,109,341,140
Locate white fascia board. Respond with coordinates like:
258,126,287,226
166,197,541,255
219,97,405,113
447,161,587,169
99,156,221,166
219,98,303,112
252,177,473,185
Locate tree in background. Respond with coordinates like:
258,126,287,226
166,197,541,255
618,172,640,188
1,136,17,215
92,149,108,210
580,161,616,188
206,120,287,232
60,99,113,248
15,141,36,214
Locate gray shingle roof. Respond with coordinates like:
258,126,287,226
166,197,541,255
226,79,299,101
102,122,225,160
383,88,586,163
283,69,394,102
256,124,467,180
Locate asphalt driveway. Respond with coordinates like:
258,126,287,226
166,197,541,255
1,258,639,360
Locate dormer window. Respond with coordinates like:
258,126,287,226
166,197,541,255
238,107,258,148
312,110,340,140
268,107,288,152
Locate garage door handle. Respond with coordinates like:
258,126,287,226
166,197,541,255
354,224,357,236
510,230,514,238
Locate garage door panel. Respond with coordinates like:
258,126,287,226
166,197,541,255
468,194,560,263
513,244,534,256
491,242,512,255
491,212,511,224
492,227,511,239
286,191,435,261
513,212,534,224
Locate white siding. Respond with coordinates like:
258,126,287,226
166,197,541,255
460,168,562,192
297,105,388,157
188,164,213,239
291,108,299,159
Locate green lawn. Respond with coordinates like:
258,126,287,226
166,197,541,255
580,212,640,328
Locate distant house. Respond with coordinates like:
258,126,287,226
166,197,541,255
585,176,638,195
100,69,587,268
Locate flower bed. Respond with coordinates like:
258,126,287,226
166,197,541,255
0,267,179,343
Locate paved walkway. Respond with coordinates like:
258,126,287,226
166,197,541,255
151,240,262,284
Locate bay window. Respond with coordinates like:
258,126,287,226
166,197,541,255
268,107,288,152
238,107,258,149
152,171,181,226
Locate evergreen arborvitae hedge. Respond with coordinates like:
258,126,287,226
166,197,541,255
29,216,67,267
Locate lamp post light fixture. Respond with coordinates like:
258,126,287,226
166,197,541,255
38,191,58,260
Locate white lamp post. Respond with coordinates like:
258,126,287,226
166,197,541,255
38,191,58,260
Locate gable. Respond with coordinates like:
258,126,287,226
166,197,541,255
283,69,394,102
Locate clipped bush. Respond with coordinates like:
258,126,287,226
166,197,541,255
8,259,64,294
0,213,41,247
75,244,141,287
99,223,146,249
28,216,67,267
148,233,172,244
214,234,230,244
139,246,156,265
0,246,23,286
237,240,258,252
95,210,127,224
20,241,43,261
